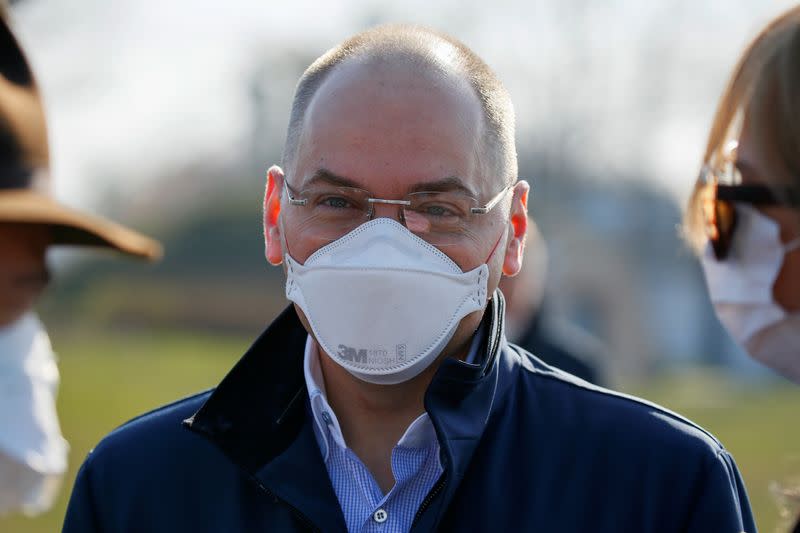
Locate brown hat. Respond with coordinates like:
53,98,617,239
0,15,162,260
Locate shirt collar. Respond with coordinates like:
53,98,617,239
303,323,485,461
303,336,346,459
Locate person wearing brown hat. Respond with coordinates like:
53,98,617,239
0,13,160,516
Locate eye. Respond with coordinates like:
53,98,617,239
425,205,451,216
417,203,460,218
320,196,352,209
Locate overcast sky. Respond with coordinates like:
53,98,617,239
9,0,799,210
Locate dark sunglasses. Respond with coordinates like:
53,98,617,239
697,165,800,260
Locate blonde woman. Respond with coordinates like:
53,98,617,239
686,6,800,531
688,6,800,382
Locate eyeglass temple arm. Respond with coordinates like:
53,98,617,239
471,184,514,215
283,180,308,206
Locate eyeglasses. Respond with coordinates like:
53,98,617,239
283,179,513,246
697,164,800,260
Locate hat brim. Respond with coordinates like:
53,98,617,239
0,190,162,261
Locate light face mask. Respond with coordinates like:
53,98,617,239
701,204,800,383
285,218,490,385
0,313,68,516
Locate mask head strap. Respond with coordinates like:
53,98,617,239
483,227,507,264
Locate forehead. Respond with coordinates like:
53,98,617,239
294,56,487,195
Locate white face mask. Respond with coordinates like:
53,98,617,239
0,313,68,516
285,218,490,385
701,204,800,383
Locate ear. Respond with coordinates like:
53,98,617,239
264,165,285,266
502,180,530,277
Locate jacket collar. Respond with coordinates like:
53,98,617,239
185,291,507,530
416,290,505,529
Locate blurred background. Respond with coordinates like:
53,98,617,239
2,0,800,531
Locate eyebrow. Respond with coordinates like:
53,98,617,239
302,168,477,197
302,168,364,189
408,176,476,196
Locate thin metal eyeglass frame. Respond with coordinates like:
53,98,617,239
282,180,514,216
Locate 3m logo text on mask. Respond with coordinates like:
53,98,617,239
337,345,368,363
337,344,408,366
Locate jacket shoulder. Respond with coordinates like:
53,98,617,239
506,343,726,455
86,389,213,466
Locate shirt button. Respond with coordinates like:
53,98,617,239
373,509,388,523
321,411,332,424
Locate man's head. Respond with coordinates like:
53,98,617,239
264,24,529,365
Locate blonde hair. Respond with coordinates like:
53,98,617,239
685,6,800,250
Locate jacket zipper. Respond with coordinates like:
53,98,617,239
253,480,321,533
411,474,447,529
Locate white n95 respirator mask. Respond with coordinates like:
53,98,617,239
285,218,489,385
701,204,800,383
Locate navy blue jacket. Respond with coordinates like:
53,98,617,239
63,296,756,532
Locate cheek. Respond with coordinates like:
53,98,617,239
0,267,46,327
443,227,508,308
762,207,800,242
445,220,508,269
280,214,339,263
0,245,47,280
0,284,43,322
0,229,50,324
769,210,800,312
774,250,800,312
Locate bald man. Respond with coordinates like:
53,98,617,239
63,25,755,533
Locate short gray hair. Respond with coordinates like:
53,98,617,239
281,24,517,185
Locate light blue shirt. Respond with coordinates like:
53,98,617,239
303,328,483,532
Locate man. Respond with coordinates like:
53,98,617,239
63,25,755,532
0,14,160,516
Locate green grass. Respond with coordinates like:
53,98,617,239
0,328,247,533
2,333,798,532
